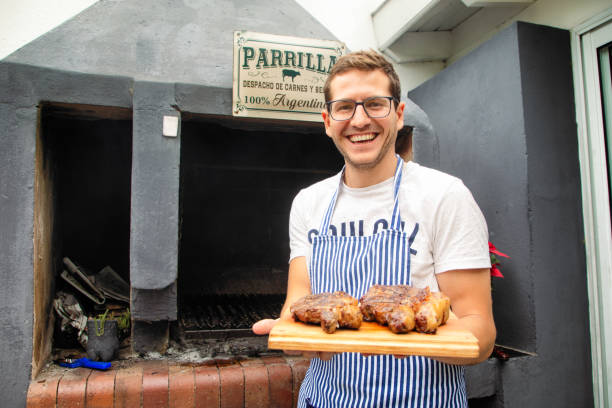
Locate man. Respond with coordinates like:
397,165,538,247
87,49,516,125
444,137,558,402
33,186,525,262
253,50,495,407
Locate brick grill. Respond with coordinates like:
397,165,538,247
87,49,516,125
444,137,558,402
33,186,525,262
27,356,310,408
28,99,341,406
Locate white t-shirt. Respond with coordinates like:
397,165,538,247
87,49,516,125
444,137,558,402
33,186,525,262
289,161,491,291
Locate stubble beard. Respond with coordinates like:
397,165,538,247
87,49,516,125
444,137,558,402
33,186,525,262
334,128,396,170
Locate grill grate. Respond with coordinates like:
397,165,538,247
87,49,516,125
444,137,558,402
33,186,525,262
180,294,285,331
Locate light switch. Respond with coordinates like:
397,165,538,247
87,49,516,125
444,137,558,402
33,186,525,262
163,115,179,137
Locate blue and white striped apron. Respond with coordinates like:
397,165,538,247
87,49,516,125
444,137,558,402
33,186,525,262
298,156,467,408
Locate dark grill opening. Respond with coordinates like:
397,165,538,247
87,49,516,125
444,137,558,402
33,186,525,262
176,116,340,354
180,294,285,333
43,104,133,286
33,103,132,373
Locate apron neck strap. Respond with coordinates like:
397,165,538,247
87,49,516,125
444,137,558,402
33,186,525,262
319,155,405,235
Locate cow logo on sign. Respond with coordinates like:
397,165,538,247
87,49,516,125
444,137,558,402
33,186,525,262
283,69,300,82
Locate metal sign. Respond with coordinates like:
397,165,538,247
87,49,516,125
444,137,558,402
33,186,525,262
233,31,346,122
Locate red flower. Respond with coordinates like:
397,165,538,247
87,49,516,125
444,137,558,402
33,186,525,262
489,242,509,278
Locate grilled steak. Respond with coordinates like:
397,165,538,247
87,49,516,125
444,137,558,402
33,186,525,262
290,291,363,333
414,291,451,333
359,285,450,334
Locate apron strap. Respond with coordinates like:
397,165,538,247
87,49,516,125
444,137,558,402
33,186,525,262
390,156,404,230
319,155,405,235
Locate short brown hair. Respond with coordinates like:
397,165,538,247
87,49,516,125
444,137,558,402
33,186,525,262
324,49,401,104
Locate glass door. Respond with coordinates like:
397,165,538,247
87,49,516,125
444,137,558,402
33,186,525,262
602,42,612,206
574,12,612,408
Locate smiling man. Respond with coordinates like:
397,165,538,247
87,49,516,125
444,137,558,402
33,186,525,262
253,50,496,408
322,64,402,181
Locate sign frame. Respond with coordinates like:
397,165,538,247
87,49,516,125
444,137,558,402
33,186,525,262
233,31,346,122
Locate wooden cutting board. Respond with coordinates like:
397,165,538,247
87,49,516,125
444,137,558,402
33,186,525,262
268,316,479,358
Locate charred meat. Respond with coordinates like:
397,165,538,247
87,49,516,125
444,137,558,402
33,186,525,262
290,291,363,333
359,285,450,334
414,291,450,333
359,285,426,333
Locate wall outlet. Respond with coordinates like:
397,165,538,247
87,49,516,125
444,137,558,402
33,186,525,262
162,115,179,137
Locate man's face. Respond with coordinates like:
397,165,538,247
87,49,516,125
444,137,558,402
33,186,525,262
322,69,405,171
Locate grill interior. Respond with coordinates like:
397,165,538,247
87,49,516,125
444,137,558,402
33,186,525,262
176,116,341,345
180,294,284,334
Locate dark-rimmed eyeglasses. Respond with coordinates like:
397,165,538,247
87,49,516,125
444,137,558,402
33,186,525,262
326,96,398,121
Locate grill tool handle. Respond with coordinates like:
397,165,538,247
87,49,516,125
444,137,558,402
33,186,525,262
79,358,111,370
58,357,111,370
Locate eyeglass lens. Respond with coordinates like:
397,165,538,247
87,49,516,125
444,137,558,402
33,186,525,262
329,97,392,120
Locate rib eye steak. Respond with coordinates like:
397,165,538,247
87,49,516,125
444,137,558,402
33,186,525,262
359,285,450,334
290,291,363,333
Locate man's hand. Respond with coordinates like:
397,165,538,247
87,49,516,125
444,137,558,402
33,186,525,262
251,318,335,360
252,318,303,356
251,257,309,339
252,257,330,358
304,351,336,361
252,318,278,335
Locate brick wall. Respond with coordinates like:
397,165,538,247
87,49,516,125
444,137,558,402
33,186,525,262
27,356,310,408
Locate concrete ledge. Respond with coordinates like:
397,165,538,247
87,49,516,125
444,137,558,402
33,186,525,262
0,62,133,107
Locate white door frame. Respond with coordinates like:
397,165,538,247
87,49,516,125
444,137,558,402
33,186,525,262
571,7,612,408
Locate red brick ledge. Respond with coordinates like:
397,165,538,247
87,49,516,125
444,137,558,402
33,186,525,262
27,355,310,408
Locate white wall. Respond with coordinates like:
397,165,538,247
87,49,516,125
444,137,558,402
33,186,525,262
294,0,384,52
0,0,98,59
451,0,612,64
393,0,611,92
0,0,382,60
296,0,443,94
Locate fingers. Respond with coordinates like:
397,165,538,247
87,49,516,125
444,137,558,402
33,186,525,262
360,353,406,359
318,352,336,361
283,350,303,356
252,318,279,335
302,351,336,361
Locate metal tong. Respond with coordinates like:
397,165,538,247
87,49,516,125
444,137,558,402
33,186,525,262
60,257,106,305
